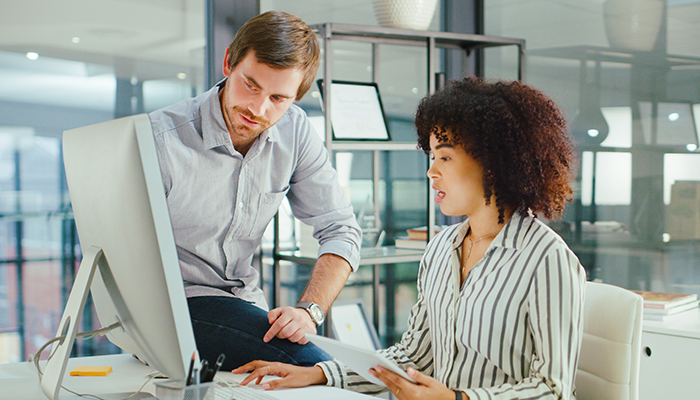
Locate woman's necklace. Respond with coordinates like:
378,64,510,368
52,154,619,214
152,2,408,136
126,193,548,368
462,229,497,274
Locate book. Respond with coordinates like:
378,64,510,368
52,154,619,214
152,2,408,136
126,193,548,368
642,300,699,316
406,226,445,240
642,307,698,321
394,236,427,250
631,290,698,310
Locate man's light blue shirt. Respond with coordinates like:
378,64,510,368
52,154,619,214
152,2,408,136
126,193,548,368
149,81,361,309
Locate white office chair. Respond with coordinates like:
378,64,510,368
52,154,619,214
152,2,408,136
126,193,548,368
575,281,643,400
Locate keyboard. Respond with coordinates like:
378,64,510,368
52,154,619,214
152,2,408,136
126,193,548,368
212,379,278,400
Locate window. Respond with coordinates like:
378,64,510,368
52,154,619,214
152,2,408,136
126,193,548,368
0,0,205,363
485,0,700,292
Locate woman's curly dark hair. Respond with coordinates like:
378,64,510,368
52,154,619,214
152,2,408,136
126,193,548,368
416,76,576,223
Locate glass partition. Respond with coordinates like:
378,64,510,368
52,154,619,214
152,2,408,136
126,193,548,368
0,0,205,363
485,0,700,294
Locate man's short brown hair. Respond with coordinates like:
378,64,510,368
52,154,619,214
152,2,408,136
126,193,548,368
226,11,320,101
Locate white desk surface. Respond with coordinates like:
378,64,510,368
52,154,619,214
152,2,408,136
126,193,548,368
642,307,700,339
0,353,373,400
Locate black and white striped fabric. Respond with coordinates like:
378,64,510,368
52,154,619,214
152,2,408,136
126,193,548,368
318,212,586,399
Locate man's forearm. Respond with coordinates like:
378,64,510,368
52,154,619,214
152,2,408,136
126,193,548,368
298,253,352,312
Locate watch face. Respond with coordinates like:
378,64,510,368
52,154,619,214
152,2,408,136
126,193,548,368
297,302,324,325
309,304,323,323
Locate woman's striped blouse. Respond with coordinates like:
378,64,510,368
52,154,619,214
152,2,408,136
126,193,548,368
318,212,587,399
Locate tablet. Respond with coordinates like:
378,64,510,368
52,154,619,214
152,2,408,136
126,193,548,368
306,333,416,386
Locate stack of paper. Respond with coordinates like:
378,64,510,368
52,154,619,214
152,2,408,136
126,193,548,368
631,290,699,321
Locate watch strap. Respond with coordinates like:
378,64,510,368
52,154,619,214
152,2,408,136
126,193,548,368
296,301,313,309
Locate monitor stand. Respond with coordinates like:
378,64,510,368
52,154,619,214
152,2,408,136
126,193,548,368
40,246,131,400
38,247,182,400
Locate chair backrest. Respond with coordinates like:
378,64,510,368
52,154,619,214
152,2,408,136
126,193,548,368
576,281,643,400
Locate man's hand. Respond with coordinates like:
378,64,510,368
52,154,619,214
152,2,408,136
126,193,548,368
263,254,351,344
264,306,316,344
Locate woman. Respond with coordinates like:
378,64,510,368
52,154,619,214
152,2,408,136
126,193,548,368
233,77,586,400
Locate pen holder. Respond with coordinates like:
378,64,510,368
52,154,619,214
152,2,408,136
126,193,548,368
155,378,215,400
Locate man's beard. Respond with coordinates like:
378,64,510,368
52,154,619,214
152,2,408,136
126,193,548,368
228,106,271,138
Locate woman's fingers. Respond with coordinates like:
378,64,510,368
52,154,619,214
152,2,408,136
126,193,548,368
236,361,275,386
235,362,327,389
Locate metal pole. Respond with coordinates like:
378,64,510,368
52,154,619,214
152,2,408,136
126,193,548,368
273,213,280,308
323,24,334,152
427,37,437,240
13,149,25,361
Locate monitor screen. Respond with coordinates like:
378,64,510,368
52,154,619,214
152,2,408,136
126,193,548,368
41,114,196,399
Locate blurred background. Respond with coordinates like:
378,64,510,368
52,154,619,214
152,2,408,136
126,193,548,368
2,0,700,363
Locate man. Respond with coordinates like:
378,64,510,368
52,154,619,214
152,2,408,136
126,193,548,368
148,10,361,369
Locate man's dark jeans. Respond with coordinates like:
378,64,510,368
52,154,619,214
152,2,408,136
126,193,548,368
187,296,331,370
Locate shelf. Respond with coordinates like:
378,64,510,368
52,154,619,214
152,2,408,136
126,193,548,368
310,23,525,52
530,45,700,69
276,245,424,266
330,141,419,151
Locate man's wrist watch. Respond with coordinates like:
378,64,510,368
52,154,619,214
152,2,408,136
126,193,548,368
296,301,325,326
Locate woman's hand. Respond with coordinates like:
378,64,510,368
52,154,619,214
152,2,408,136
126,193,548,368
232,360,327,390
370,366,463,400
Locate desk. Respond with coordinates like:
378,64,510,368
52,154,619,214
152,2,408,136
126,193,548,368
639,308,700,399
0,354,373,400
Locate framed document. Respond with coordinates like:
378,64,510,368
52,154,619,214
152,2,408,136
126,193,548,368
329,299,380,351
317,80,391,141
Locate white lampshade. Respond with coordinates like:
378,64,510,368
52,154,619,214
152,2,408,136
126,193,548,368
603,0,664,52
372,0,438,31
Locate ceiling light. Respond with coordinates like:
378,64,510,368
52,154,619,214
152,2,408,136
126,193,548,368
412,87,419,94
572,61,609,147
573,101,610,145
26,52,39,60
177,73,187,80
72,37,81,44
687,143,698,152
668,112,680,121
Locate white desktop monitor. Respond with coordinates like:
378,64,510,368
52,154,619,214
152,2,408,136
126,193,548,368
41,114,197,399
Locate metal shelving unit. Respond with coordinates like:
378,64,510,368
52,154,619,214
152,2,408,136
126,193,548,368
270,23,526,334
